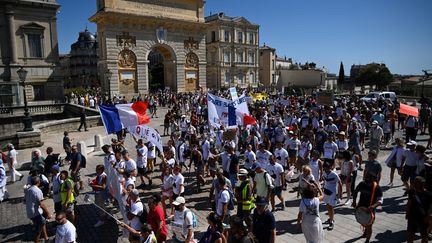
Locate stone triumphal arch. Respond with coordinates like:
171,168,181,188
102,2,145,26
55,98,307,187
90,0,207,97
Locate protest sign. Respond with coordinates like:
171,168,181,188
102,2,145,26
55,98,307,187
128,125,163,153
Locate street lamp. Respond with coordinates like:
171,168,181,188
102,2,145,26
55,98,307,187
17,67,33,131
105,69,112,99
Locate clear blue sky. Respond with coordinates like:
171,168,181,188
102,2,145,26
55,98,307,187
57,0,432,75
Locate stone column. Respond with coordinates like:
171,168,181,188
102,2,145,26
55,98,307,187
137,60,149,94
77,141,87,157
6,8,18,64
94,135,103,152
176,63,185,92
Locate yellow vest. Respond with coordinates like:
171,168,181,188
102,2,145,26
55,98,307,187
240,180,255,211
60,177,75,204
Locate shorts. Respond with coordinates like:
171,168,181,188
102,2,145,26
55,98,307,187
401,165,417,182
323,191,337,207
31,214,46,234
288,150,298,158
196,164,204,175
339,174,351,183
272,186,283,197
54,201,62,212
162,189,173,198
137,167,148,176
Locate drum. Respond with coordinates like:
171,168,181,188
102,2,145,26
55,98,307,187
355,206,374,226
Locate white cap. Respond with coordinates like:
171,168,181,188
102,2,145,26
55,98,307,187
172,196,186,206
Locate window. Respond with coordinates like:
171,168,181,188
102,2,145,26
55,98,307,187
211,31,216,42
237,51,244,63
249,33,254,44
248,52,255,63
225,72,231,85
28,34,42,58
237,31,243,43
224,30,230,42
237,73,244,84
272,60,275,70
250,72,255,83
223,51,230,63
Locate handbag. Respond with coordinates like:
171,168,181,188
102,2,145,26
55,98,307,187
355,182,377,226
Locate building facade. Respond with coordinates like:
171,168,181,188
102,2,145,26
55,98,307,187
258,45,276,88
66,28,99,88
0,0,62,106
90,0,207,97
205,13,259,89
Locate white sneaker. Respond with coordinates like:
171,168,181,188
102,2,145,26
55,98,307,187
94,220,105,227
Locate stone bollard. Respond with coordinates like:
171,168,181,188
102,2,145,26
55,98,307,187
77,141,87,157
94,135,103,152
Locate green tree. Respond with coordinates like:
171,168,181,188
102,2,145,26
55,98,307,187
338,62,345,83
354,63,393,89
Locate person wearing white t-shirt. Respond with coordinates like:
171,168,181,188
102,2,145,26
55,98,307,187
127,189,144,242
147,142,157,173
244,145,257,170
322,161,342,230
274,142,289,169
216,178,231,222
6,144,23,182
323,136,338,162
135,139,151,188
286,133,301,168
201,137,211,174
122,150,137,178
267,155,285,212
256,144,272,168
169,197,194,242
172,166,185,199
55,211,76,243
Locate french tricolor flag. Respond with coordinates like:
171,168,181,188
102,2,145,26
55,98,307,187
99,101,151,134
228,105,257,127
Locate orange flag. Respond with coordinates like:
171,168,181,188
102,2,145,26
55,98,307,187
399,103,419,117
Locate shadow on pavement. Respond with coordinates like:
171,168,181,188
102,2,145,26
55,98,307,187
373,229,408,243
75,203,119,243
381,196,406,214
275,219,301,235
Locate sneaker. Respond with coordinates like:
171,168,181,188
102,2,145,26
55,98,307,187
94,220,105,227
344,199,351,205
323,219,332,225
328,222,334,230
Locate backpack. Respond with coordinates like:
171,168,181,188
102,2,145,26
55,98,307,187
224,189,236,211
139,204,149,224
183,209,198,228
80,153,87,168
263,172,275,189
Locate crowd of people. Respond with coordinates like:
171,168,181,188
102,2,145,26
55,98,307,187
1,89,432,243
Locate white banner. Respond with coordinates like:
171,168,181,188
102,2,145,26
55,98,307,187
128,125,163,153
207,93,250,128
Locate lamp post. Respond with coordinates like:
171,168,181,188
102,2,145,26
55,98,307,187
17,66,33,131
105,69,112,99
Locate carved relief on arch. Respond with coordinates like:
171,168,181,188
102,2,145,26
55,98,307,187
185,51,199,69
118,49,137,69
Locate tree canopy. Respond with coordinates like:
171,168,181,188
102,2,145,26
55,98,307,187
354,63,393,88
338,62,345,83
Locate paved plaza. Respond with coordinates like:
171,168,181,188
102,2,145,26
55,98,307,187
0,107,428,243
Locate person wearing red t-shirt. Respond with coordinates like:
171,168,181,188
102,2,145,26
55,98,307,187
147,193,168,242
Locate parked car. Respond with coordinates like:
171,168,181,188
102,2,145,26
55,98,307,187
360,91,396,103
